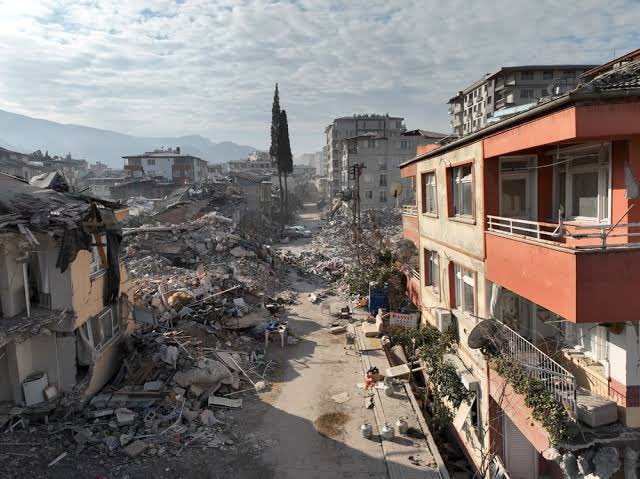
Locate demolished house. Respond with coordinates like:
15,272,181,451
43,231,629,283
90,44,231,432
0,174,132,407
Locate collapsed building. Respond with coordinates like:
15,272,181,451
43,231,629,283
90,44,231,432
0,174,133,408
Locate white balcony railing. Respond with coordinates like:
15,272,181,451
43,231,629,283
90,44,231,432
487,214,640,250
402,204,417,217
410,268,420,281
492,320,577,413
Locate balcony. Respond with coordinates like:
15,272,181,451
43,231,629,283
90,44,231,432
487,319,577,413
402,204,419,245
401,204,417,217
486,215,640,323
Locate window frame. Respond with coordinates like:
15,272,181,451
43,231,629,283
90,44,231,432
423,249,440,294
81,306,119,351
553,144,611,222
449,163,475,220
379,173,388,188
89,234,107,276
379,189,387,203
452,263,476,315
421,171,438,216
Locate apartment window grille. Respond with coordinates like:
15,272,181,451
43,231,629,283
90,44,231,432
424,249,439,292
453,264,475,314
147,159,156,165
421,172,437,214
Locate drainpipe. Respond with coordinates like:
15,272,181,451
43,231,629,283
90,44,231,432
21,262,31,318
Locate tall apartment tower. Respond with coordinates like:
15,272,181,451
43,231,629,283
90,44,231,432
448,65,596,136
324,114,446,203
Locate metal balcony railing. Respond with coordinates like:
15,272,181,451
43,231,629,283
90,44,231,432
493,320,577,413
487,214,640,250
402,204,417,217
410,268,420,281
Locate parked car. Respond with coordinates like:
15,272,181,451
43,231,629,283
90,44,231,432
284,225,312,238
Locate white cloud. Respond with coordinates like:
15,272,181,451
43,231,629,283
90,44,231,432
0,0,638,153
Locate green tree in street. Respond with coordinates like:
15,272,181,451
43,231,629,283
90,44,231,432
269,83,284,222
278,109,293,221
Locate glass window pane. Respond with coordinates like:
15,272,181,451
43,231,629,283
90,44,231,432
558,171,566,218
572,171,598,217
454,266,462,309
464,281,475,313
462,182,473,215
91,316,103,348
501,178,527,217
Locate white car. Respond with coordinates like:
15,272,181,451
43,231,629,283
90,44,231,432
284,225,312,238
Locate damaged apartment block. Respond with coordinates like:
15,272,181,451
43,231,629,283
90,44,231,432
0,173,132,410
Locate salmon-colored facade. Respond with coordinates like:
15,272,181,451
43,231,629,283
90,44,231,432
400,68,640,478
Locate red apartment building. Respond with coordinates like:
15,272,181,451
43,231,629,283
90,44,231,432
400,52,640,478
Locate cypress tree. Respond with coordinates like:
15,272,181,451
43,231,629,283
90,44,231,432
278,110,293,220
268,84,284,222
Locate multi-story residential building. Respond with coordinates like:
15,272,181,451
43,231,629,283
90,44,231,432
342,128,447,209
400,54,640,478
122,147,208,184
0,175,133,405
448,65,596,137
224,150,274,175
325,114,410,198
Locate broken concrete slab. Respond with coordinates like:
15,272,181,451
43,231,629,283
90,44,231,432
329,325,347,334
230,246,255,258
123,440,149,458
143,380,164,392
331,392,350,404
115,408,136,426
89,409,114,419
208,396,242,408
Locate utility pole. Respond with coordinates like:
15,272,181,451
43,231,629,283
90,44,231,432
350,163,365,263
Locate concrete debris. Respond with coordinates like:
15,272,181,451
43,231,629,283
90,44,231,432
115,408,136,426
158,344,179,368
331,392,350,404
123,440,149,458
624,447,639,479
330,325,347,334
592,447,622,479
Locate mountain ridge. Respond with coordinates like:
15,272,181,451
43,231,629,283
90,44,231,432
0,109,256,167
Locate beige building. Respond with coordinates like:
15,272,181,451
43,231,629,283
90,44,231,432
0,176,133,406
448,65,596,136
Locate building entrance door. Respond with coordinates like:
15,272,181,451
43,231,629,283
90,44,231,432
503,414,537,479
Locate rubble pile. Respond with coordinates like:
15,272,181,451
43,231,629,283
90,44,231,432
277,206,403,283
0,319,279,470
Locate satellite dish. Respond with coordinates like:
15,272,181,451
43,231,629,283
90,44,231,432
467,320,503,350
390,182,403,198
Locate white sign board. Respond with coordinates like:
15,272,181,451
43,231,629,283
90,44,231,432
389,312,419,329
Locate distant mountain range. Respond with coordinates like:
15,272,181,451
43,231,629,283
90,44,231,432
0,109,256,167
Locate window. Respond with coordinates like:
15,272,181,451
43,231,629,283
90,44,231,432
424,249,439,292
554,144,610,221
421,172,437,214
89,235,106,275
521,71,534,80
543,71,553,80
379,173,388,187
541,88,547,98
379,190,387,203
365,190,373,200
367,139,376,148
520,89,534,99
147,158,156,165
563,322,608,363
453,264,475,314
563,70,576,79
378,157,388,170
400,140,409,149
81,306,119,351
487,96,492,104
451,164,473,217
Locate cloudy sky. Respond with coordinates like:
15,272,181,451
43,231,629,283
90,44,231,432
0,0,638,154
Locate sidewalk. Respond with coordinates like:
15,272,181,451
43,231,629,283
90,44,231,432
353,320,447,479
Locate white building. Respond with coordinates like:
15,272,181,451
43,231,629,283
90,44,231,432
122,147,208,183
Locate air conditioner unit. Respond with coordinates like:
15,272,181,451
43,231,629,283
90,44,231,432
434,310,452,333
